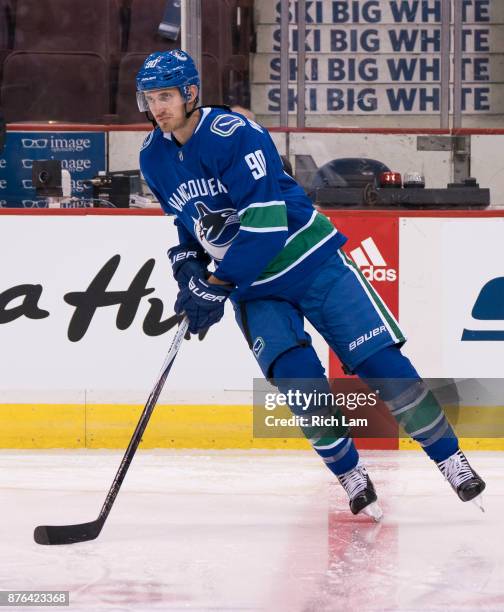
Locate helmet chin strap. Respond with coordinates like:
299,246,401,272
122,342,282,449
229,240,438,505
185,103,233,118
144,101,233,129
145,111,157,128
143,99,197,128
184,96,200,118
183,90,234,118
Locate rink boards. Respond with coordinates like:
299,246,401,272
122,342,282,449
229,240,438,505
0,209,503,450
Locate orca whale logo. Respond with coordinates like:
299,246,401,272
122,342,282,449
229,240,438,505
193,201,240,261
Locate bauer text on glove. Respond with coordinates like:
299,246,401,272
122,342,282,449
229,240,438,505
174,274,233,334
167,242,211,288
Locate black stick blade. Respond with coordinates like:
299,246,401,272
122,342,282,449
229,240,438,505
34,518,104,545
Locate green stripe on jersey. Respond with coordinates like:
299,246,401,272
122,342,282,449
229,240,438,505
240,203,287,230
255,212,335,282
342,251,404,342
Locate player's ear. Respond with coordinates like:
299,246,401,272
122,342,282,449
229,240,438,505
187,85,199,105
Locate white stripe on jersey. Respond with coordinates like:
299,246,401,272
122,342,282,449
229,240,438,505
337,250,402,344
252,229,338,286
240,226,288,233
285,210,317,246
238,200,286,217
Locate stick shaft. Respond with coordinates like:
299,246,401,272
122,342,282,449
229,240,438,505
97,318,189,522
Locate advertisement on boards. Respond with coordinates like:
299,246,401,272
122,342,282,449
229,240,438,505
323,212,399,378
442,218,504,377
400,216,504,377
0,215,256,401
253,0,502,117
0,132,106,207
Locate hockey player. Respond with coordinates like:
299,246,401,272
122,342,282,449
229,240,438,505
136,50,486,519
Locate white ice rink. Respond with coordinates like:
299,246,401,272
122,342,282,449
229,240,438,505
1,450,503,612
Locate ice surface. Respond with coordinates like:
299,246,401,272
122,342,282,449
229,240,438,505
1,450,503,611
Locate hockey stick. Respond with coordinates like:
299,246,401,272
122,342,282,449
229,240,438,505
34,316,189,545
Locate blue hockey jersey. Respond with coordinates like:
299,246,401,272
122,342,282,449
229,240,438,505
140,108,346,301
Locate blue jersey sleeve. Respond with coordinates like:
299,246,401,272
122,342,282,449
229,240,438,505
211,123,289,289
174,217,195,245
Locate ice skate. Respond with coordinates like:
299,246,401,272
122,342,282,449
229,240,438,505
436,449,486,511
337,463,383,521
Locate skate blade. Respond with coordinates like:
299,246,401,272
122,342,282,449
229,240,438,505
471,493,485,513
362,501,383,522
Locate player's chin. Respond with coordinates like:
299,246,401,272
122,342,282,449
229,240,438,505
157,118,175,131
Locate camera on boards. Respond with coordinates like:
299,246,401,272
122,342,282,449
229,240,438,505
85,171,142,208
30,160,146,207
32,160,64,197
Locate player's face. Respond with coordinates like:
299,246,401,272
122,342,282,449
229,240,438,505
144,87,187,132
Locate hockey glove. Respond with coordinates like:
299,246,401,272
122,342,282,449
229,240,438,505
174,273,233,334
168,243,211,289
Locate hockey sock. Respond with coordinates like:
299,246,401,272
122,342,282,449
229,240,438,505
272,346,359,476
354,346,458,462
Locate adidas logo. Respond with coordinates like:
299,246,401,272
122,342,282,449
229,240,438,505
349,238,397,282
